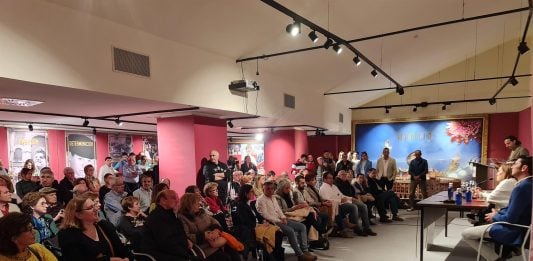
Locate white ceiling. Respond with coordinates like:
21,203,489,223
1,0,531,135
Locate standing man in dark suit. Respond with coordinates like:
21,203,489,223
462,156,532,260
203,150,229,203
407,150,428,211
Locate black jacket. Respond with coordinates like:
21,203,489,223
142,205,192,261
367,178,385,197
334,178,356,197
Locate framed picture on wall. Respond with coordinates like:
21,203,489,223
352,115,488,181
7,128,49,178
108,134,133,162
228,142,265,171
66,132,97,179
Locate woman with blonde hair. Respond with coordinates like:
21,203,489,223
58,194,130,261
252,174,266,197
203,182,228,231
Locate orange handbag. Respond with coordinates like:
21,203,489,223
220,231,245,252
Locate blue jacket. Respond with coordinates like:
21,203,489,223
408,157,428,180
355,160,373,176
489,177,532,246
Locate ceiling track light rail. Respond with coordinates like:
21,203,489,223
350,96,530,110
258,0,403,90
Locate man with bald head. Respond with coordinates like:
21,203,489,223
202,150,229,202
143,190,192,261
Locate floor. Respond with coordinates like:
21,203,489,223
277,209,527,261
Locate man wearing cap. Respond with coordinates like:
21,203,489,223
39,187,64,222
67,134,96,178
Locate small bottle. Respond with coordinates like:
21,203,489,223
447,182,454,200
465,188,472,203
455,188,463,205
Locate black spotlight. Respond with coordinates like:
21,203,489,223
92,128,97,135
28,124,33,132
442,104,447,111
413,106,418,112
353,56,362,66
371,70,378,78
518,42,529,54
396,86,404,95
488,98,496,105
315,129,320,136
229,137,233,142
308,31,318,43
115,118,123,126
385,107,390,114
509,76,519,86
286,21,301,36
332,44,343,54
82,118,90,127
227,120,234,128
323,38,333,49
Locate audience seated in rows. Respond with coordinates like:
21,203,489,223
0,212,57,260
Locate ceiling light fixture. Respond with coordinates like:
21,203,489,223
115,117,123,126
308,30,318,43
371,70,378,78
28,124,33,132
255,133,264,141
227,120,234,128
82,118,90,127
92,128,97,135
518,42,529,54
332,44,342,54
385,107,390,114
286,21,301,36
0,98,43,107
509,76,519,86
353,56,362,66
323,38,333,49
413,106,418,112
396,86,405,95
488,98,497,105
442,104,447,110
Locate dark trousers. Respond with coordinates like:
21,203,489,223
409,179,427,208
380,178,395,191
302,212,329,235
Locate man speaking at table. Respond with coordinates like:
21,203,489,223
461,156,532,260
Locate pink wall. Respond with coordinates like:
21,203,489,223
264,130,308,178
517,107,532,151
47,130,66,180
0,127,8,170
308,135,352,158
132,135,144,154
487,113,519,160
156,116,227,194
95,133,109,170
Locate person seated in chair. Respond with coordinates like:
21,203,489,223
367,168,403,223
353,174,376,219
462,156,532,260
117,196,146,252
334,171,377,236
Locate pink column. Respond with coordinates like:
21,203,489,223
0,127,8,170
264,129,308,180
157,116,227,194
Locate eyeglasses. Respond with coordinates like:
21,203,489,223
209,155,217,157
81,204,98,211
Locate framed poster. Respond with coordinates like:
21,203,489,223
108,134,133,162
7,128,49,177
141,135,157,160
228,142,265,170
66,133,96,178
352,115,488,181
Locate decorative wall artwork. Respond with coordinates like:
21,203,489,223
108,134,133,162
353,116,487,181
141,135,158,160
7,128,48,177
228,142,265,171
66,133,96,178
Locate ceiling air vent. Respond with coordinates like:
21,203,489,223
339,113,344,123
284,94,295,109
112,47,150,77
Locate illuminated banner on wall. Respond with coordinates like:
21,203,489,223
66,133,96,178
108,134,133,162
228,142,265,170
7,128,49,177
353,116,487,181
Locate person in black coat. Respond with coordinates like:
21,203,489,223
367,168,403,223
142,190,194,261
234,184,259,259
58,194,131,261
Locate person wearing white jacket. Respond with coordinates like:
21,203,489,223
476,164,517,209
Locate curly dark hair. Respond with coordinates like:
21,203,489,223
0,212,33,256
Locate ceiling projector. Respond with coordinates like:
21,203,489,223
228,80,260,92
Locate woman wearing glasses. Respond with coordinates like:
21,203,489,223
0,212,57,260
20,192,60,244
58,194,131,261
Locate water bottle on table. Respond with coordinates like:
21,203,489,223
455,188,462,205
